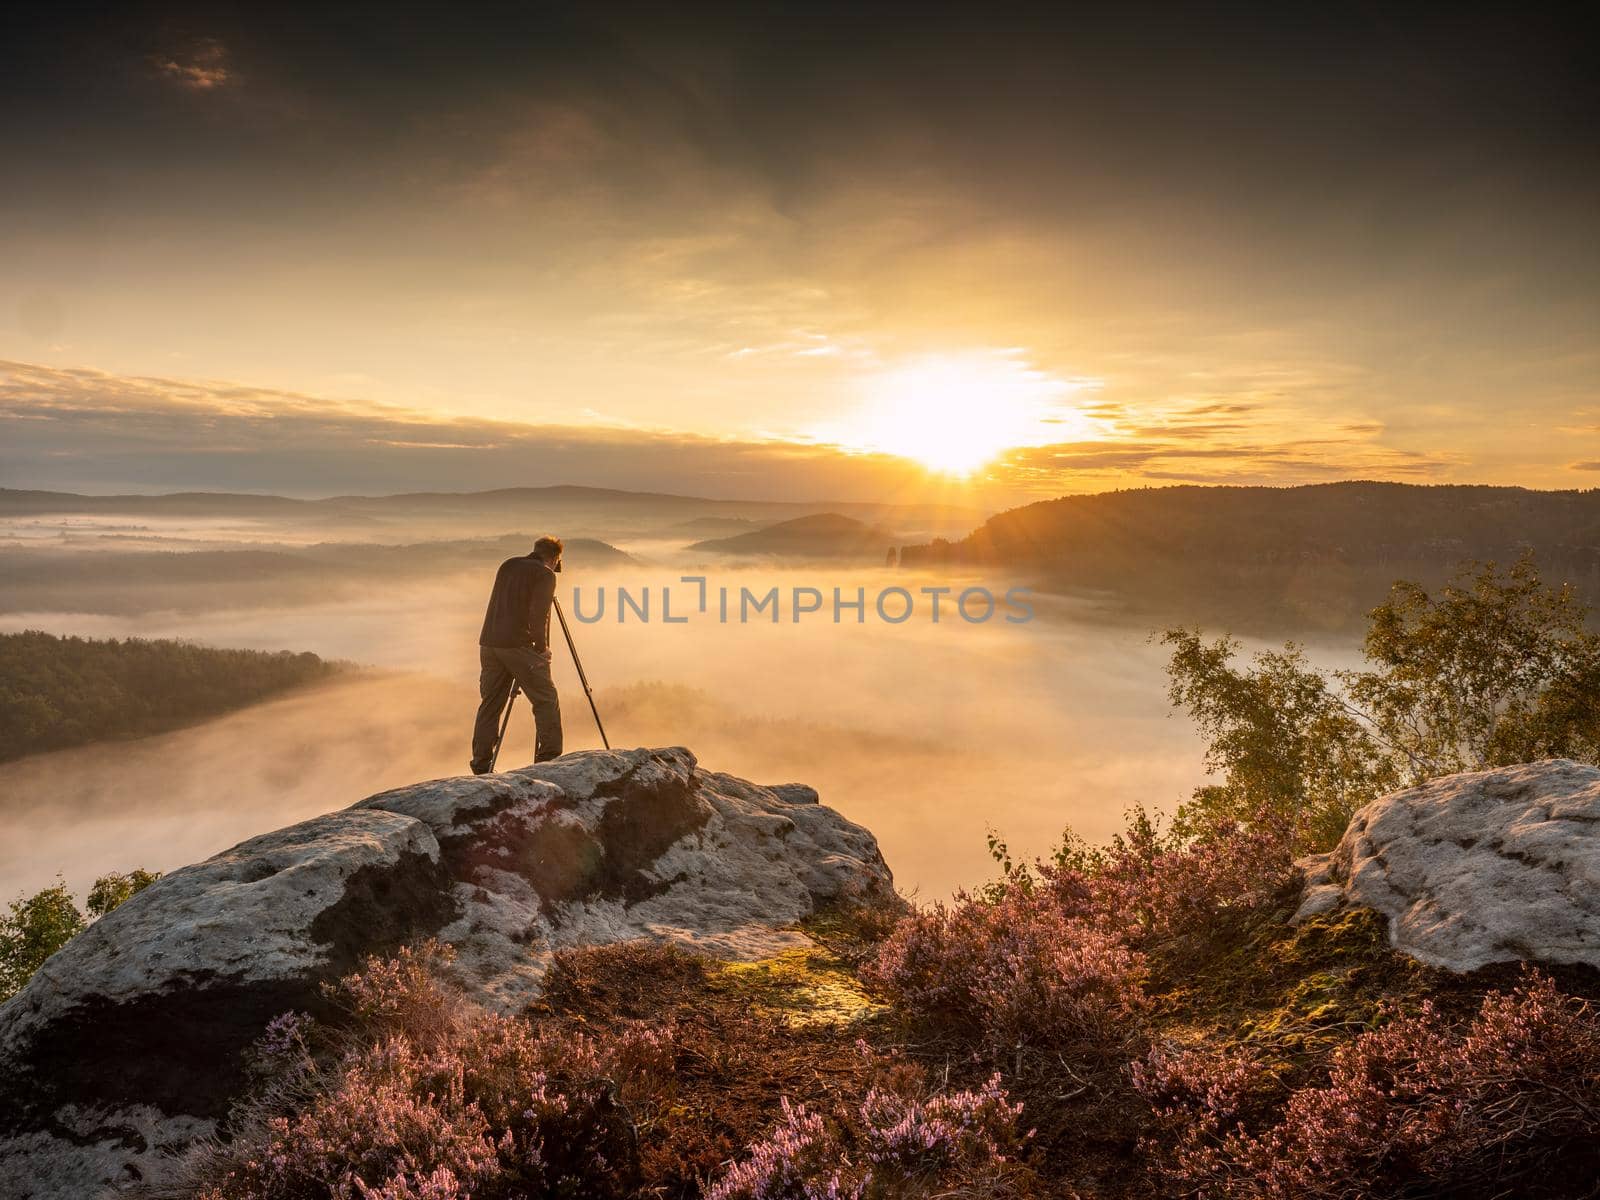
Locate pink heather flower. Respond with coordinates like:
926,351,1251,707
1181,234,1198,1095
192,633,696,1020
867,886,1148,1060
1137,970,1600,1199
709,1078,1026,1200
193,944,680,1199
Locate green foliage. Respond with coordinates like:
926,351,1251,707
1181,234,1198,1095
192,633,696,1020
0,630,340,762
0,880,85,999
1165,555,1600,852
1349,556,1600,775
1161,631,1399,851
86,868,161,918
979,828,1036,901
0,869,163,999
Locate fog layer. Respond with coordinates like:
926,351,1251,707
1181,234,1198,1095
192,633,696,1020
0,513,1250,900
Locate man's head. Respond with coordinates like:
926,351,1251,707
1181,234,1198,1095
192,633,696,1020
533,535,564,570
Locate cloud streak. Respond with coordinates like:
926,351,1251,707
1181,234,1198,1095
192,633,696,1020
0,360,951,499
152,39,232,90
1,359,1486,500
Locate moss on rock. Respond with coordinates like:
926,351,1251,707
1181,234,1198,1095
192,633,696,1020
710,946,887,1029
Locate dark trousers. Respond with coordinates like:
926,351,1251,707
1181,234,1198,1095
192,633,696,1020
471,645,563,771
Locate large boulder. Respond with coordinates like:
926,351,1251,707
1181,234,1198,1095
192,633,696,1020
1294,759,1600,972
0,747,891,1199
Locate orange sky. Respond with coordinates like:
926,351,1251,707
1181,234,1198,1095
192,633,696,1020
1,7,1595,500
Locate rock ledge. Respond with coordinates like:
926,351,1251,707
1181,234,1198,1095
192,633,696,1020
0,746,891,1199
1294,759,1600,973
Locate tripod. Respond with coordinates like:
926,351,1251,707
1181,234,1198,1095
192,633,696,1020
487,598,610,771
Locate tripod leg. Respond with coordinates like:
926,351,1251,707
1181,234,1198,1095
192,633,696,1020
554,598,609,750
488,681,520,772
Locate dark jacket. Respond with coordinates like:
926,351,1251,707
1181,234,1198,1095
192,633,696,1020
479,555,557,650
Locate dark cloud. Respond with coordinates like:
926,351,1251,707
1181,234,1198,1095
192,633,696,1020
3,4,1595,238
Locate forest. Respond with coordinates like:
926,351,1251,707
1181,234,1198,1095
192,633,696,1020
0,631,343,762
900,483,1600,631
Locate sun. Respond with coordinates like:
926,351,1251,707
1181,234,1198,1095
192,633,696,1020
829,351,1095,476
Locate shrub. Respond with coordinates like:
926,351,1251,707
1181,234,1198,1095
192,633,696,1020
1162,630,1395,853
869,794,1306,1137
704,1097,845,1200
869,796,1299,1072
707,1072,1029,1200
1041,805,1297,948
188,942,676,1200
1,868,166,999
1135,969,1600,1199
86,868,161,917
0,879,85,999
1164,554,1600,854
866,886,1147,1063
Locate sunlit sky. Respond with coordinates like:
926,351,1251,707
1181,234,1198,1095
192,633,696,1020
1,5,1596,501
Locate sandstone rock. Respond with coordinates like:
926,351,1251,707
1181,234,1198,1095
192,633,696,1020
0,747,891,1199
1294,759,1600,972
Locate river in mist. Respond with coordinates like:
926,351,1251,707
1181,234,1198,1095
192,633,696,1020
0,563,1257,901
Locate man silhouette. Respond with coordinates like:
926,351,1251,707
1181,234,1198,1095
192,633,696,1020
470,535,564,772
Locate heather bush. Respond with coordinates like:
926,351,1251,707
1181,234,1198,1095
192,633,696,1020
1135,969,1600,1199
1131,1041,1280,1188
866,885,1147,1061
708,1072,1029,1200
870,797,1298,1070
704,1098,848,1200
856,1074,1028,1183
186,942,676,1200
1041,805,1296,948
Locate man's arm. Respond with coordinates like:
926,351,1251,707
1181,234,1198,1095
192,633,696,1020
529,565,557,654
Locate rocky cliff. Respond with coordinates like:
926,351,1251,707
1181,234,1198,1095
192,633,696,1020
0,746,892,1199
1295,759,1600,972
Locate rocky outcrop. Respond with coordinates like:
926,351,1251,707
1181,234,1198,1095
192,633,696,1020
1295,759,1600,973
0,747,891,1199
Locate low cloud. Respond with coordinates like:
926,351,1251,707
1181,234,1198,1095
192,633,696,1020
153,39,232,90
0,360,941,500
0,359,1468,500
997,431,1459,485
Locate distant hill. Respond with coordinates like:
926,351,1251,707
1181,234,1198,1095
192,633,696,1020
666,516,761,536
0,535,633,615
0,632,343,762
0,489,313,517
308,534,633,571
899,483,1600,631
687,513,898,560
0,487,982,542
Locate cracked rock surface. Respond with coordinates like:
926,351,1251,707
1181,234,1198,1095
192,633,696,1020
0,746,891,1199
1294,759,1600,972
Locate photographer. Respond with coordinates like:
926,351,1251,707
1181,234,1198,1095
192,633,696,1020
469,535,564,771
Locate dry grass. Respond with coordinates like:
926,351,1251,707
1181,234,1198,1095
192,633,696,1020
534,937,905,1197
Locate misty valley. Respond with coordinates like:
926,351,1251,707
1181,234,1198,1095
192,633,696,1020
0,484,1218,902
8,480,1594,906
